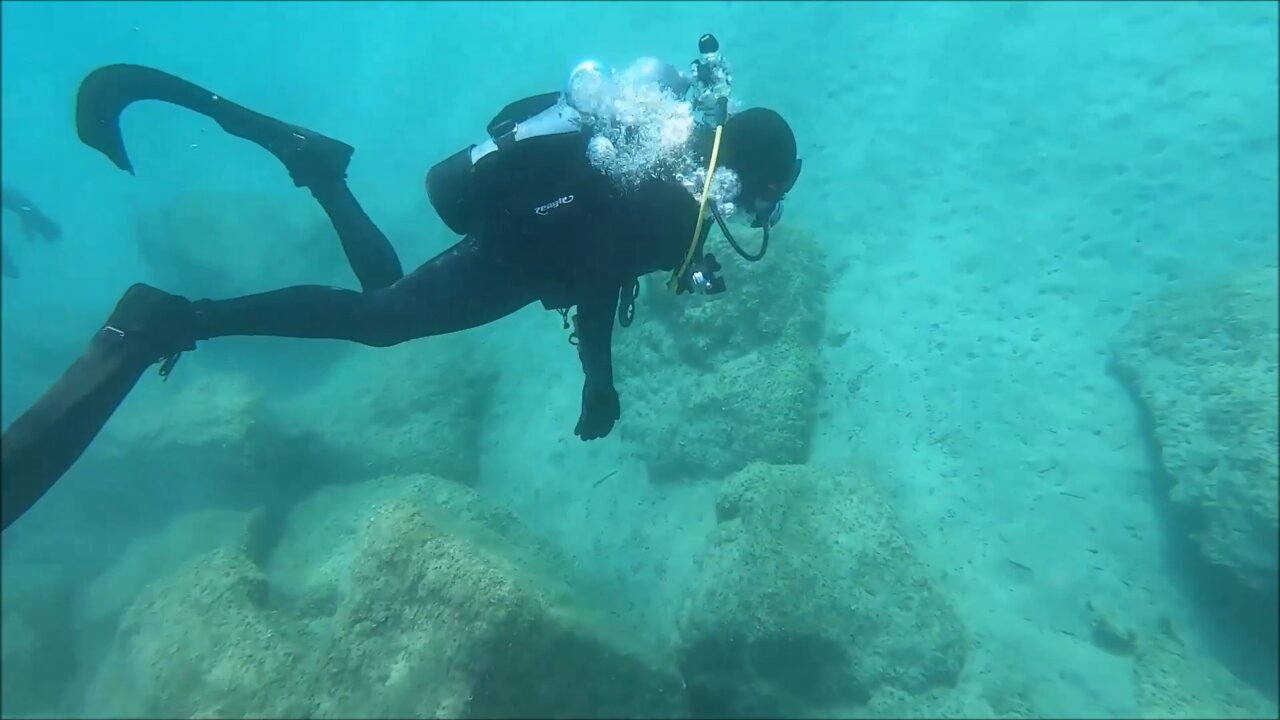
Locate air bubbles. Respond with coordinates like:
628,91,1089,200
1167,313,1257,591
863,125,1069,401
678,166,741,217
587,135,616,167
567,60,612,119
569,57,734,208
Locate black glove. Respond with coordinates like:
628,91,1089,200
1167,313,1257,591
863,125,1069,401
575,379,620,441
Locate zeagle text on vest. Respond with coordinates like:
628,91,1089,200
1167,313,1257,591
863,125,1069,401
535,194,575,216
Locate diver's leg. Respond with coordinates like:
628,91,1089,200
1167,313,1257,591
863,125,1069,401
77,64,353,189
76,64,403,291
0,236,537,531
307,178,403,292
193,235,538,343
1,285,197,531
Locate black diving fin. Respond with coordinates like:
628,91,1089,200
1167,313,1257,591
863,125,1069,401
74,63,355,188
1,283,198,532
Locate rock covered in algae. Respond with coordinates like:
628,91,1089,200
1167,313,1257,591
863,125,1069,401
677,462,967,717
278,336,498,486
82,371,346,518
614,224,828,481
0,560,79,717
1110,267,1279,601
83,547,315,719
84,473,689,718
1133,628,1277,719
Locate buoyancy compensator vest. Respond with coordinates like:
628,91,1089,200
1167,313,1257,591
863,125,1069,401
424,92,592,236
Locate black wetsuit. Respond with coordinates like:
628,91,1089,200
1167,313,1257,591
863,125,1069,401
191,130,704,402
0,65,710,531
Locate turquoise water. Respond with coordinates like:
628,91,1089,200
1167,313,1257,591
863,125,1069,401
1,1,1276,717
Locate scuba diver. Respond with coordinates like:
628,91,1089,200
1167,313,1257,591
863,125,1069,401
1,183,62,278
0,34,802,531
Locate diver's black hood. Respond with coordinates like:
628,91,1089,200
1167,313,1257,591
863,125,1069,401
715,107,799,206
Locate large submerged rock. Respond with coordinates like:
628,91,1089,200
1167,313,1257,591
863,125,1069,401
78,371,347,525
1110,267,1279,602
1133,626,1277,719
84,547,316,719
72,508,259,692
83,474,689,718
0,561,79,718
677,462,967,717
615,225,828,482
278,336,498,486
310,493,685,718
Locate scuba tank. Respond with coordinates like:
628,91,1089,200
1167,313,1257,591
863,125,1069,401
424,92,586,236
423,53,695,237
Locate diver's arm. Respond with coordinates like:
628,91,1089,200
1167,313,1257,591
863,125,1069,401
577,283,618,389
0,182,44,211
573,283,622,440
1,184,61,242
2,243,18,278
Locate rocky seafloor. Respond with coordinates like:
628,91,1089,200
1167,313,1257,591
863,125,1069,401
1,190,1276,718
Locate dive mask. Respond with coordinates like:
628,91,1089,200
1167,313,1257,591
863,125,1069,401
750,156,803,229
